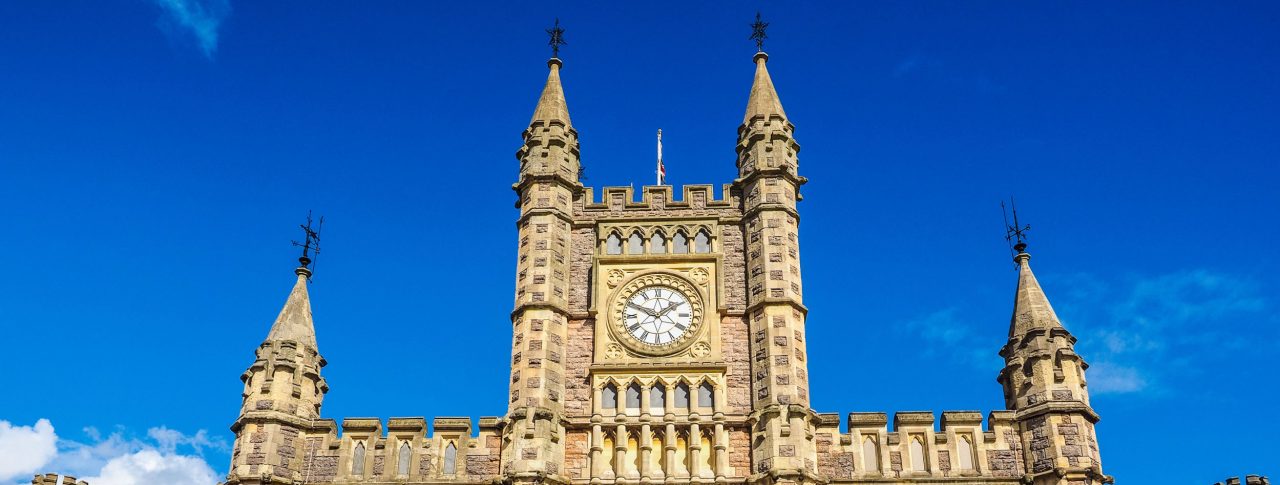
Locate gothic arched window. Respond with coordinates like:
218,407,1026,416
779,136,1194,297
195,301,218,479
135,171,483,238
625,383,642,413
443,442,458,474
693,229,711,253
862,436,879,471
672,231,689,254
674,382,690,410
397,441,412,476
956,434,975,470
606,233,623,255
909,436,926,471
650,383,666,413
628,231,645,254
352,441,366,476
649,231,667,254
697,382,714,408
602,383,618,411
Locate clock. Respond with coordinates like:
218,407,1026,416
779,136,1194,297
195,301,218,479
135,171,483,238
623,285,693,345
609,272,704,355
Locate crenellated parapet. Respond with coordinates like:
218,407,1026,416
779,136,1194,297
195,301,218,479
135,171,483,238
809,410,1026,483
578,184,740,218
229,416,504,484
1215,476,1271,485
30,474,88,485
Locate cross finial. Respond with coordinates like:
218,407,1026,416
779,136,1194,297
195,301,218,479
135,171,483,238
291,210,324,277
1001,198,1031,258
750,12,769,52
546,18,566,58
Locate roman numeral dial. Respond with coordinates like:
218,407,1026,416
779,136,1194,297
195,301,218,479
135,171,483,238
610,273,705,356
622,285,694,346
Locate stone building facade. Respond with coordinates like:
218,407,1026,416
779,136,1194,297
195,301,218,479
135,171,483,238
220,49,1113,485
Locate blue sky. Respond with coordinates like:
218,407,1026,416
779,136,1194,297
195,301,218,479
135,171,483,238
1,1,1277,483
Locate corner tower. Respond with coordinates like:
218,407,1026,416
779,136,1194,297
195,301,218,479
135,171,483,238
997,242,1111,485
227,256,329,484
736,50,819,485
506,53,583,485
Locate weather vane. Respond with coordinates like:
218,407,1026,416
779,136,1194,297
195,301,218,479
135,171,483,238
1001,198,1031,260
546,18,566,58
291,210,324,276
750,12,769,52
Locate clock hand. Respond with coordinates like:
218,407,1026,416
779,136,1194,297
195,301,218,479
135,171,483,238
627,301,659,317
655,301,680,317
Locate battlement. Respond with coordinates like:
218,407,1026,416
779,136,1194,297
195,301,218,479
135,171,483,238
807,410,1027,480
1215,476,1271,485
323,416,503,439
30,474,87,485
228,416,506,483
580,184,738,213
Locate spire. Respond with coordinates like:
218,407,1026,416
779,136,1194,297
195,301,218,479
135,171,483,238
1008,247,1067,339
530,58,572,126
265,262,318,350
743,52,788,124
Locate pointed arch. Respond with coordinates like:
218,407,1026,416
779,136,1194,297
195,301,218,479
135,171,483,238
956,434,975,470
909,436,926,471
625,429,641,477
625,382,643,413
649,429,666,477
605,231,623,255
693,229,711,253
674,381,691,411
673,430,691,476
649,381,667,413
672,230,689,254
443,441,458,474
627,230,645,254
697,381,715,409
397,441,412,476
649,229,668,254
601,382,619,412
602,431,617,476
351,441,366,476
861,435,879,471
698,428,714,477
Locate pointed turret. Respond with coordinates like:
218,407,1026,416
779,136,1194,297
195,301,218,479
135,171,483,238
1008,249,1066,339
736,52,801,180
997,243,1111,485
516,58,581,185
743,52,788,123
530,58,572,126
506,40,580,482
226,257,330,485
265,266,317,350
735,37,819,485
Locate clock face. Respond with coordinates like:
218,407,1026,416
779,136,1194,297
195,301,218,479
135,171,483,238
622,285,693,346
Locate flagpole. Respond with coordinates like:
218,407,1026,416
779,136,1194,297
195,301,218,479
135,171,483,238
657,129,664,185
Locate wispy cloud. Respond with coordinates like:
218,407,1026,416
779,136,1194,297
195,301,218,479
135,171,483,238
901,307,995,369
149,0,232,58
0,419,223,485
899,269,1273,397
1056,269,1270,395
891,53,1005,93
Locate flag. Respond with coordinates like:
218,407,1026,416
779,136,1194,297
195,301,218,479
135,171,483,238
657,129,666,185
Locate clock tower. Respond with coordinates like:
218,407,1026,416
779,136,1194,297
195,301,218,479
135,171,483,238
504,39,812,483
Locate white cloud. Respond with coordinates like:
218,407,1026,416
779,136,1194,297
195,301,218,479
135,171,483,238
898,269,1273,397
81,450,217,485
1084,362,1148,394
0,419,59,482
0,420,221,485
1051,269,1271,395
148,0,232,58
